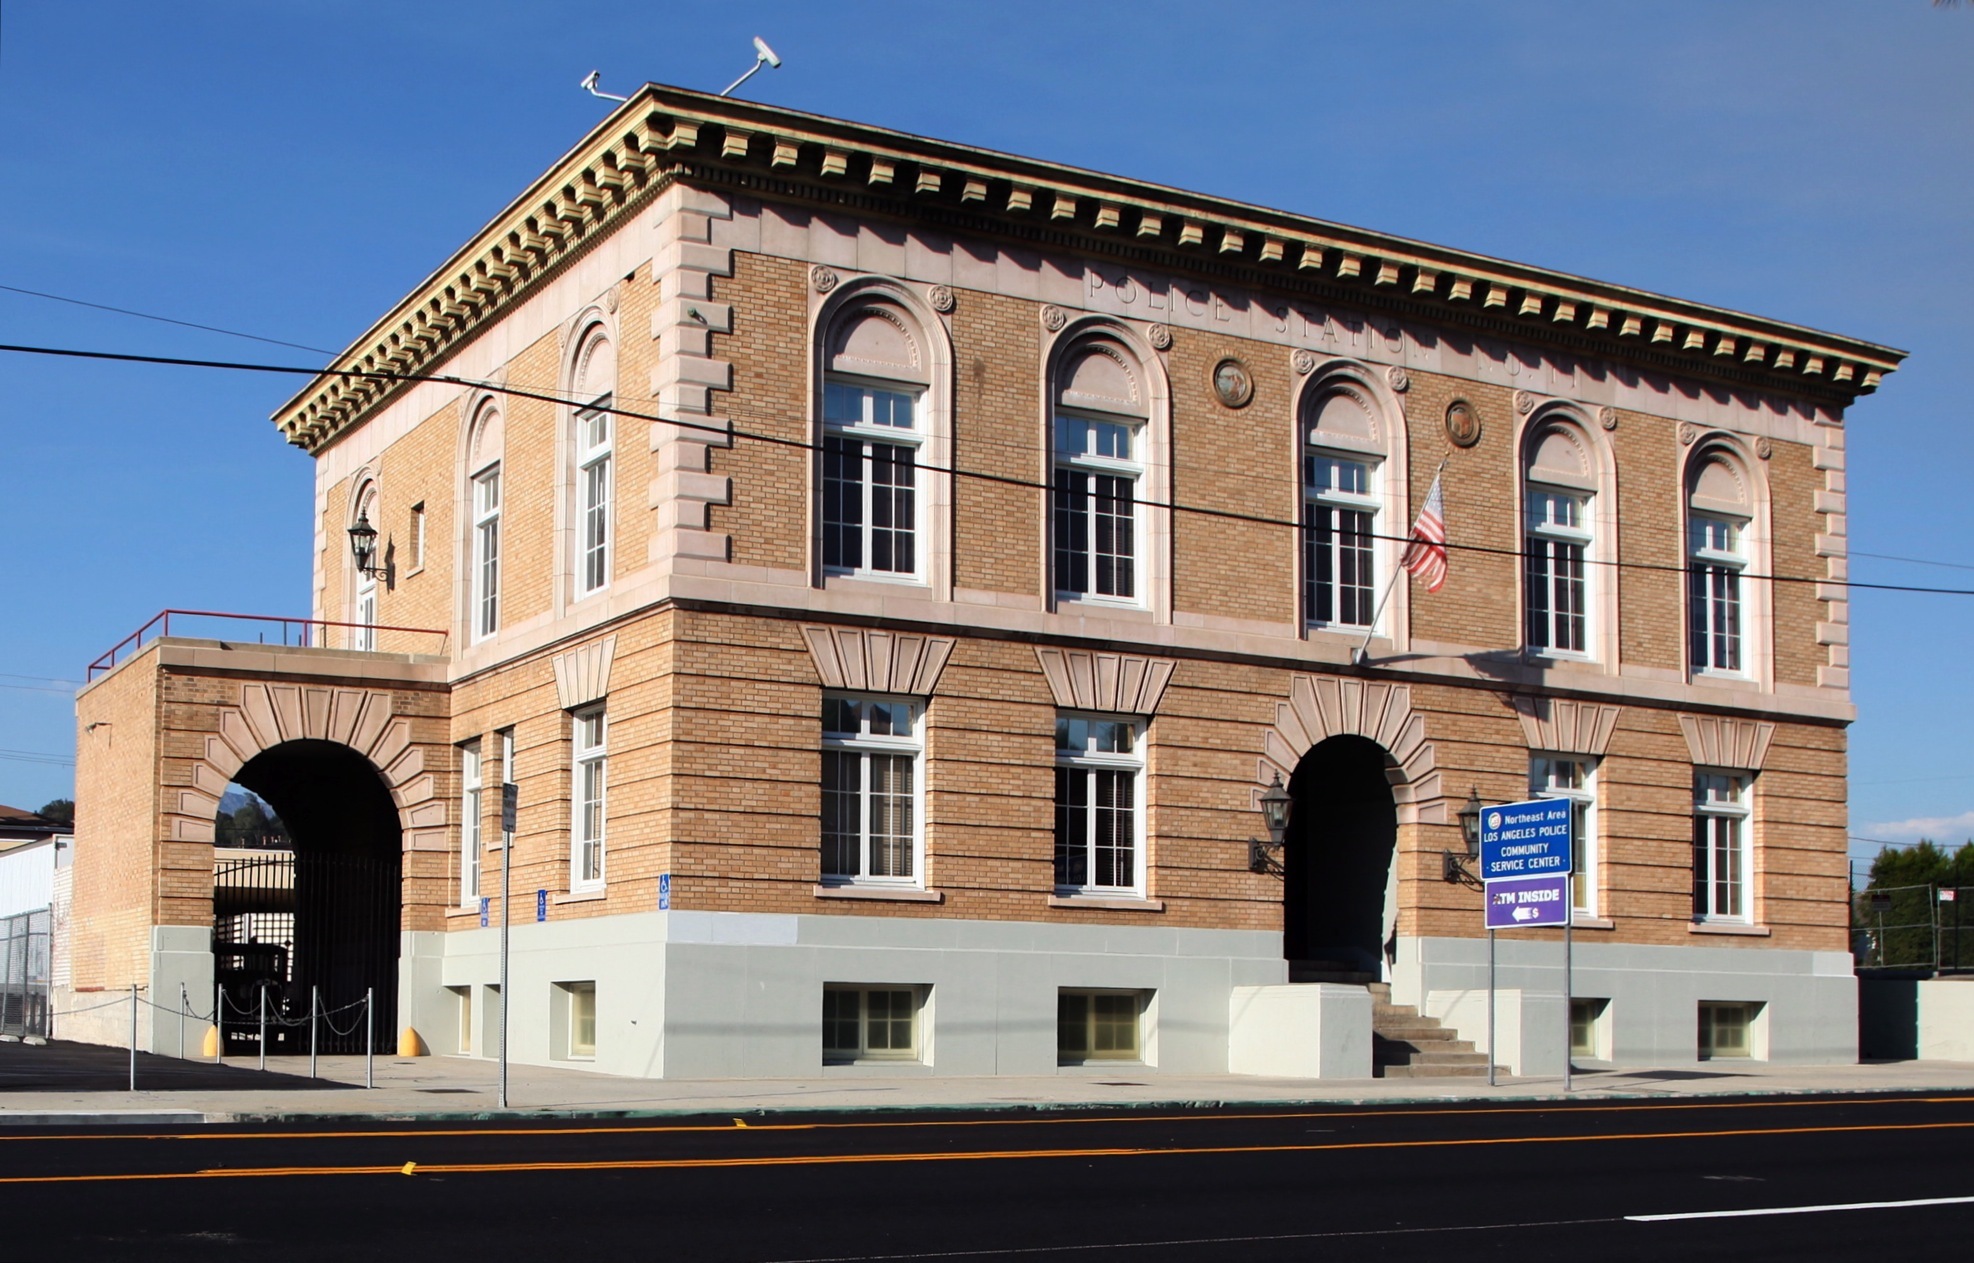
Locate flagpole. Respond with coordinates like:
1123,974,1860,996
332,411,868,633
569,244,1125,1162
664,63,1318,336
1354,455,1448,666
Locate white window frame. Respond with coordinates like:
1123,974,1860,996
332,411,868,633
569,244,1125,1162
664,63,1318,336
820,695,924,887
576,398,613,597
568,981,596,1059
1693,771,1751,923
460,739,483,908
354,568,377,652
471,464,501,642
409,502,426,573
1053,713,1145,897
1689,513,1747,676
821,379,924,582
572,708,606,891
1524,483,1593,657
822,985,922,1063
1531,755,1598,919
1303,449,1382,631
1053,413,1144,606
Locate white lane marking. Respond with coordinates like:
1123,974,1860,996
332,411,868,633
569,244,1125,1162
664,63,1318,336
1631,1195,1974,1222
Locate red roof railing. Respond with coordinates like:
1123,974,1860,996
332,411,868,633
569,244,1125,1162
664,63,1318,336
86,609,450,680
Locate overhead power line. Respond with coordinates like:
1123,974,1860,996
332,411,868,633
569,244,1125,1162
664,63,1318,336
0,284,336,355
1,338,1968,599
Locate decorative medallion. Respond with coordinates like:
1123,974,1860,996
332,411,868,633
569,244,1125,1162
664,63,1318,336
1756,436,1773,460
928,284,955,314
1513,390,1536,416
1385,365,1411,393
810,265,840,294
1211,358,1255,409
1147,323,1173,351
1041,305,1068,332
603,286,620,314
1598,405,1618,431
1445,399,1482,449
1291,349,1317,376
1678,422,1698,446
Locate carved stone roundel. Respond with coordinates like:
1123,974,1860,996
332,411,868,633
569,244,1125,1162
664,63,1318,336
928,284,955,313
811,265,840,294
1041,305,1068,332
1385,365,1410,393
1147,323,1172,351
1513,390,1536,416
1756,436,1773,460
1212,358,1255,409
1291,349,1317,376
1445,399,1482,449
603,286,620,314
1598,405,1618,431
1679,422,1698,446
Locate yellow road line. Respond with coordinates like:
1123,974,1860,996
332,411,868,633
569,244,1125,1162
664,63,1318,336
3,1092,1967,1146
3,1118,1971,1186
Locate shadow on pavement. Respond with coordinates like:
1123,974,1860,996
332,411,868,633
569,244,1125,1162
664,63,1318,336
0,1039,337,1093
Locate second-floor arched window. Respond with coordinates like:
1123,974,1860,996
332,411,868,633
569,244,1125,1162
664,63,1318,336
571,326,616,598
1052,337,1149,606
820,300,928,581
1687,447,1756,677
1522,420,1599,657
466,400,503,643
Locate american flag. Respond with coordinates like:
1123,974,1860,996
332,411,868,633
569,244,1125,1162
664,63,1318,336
1401,473,1448,593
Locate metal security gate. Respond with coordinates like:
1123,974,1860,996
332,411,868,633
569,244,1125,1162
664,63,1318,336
0,909,51,1039
215,851,398,1054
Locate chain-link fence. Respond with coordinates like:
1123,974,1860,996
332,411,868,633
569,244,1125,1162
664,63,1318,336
0,908,51,1038
1853,884,1974,972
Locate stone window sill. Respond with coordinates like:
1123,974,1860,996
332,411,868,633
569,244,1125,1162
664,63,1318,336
1048,894,1164,913
1689,920,1770,937
1571,916,1616,931
554,888,606,904
444,906,485,921
812,884,944,903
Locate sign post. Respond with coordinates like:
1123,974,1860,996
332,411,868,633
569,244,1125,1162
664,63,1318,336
1479,797,1574,1089
499,780,517,1109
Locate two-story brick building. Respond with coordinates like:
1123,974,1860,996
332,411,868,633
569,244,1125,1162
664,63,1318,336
67,84,1901,1077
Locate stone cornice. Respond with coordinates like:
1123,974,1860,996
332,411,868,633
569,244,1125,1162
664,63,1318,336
276,83,1905,451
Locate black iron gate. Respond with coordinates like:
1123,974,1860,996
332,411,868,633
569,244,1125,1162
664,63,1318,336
214,851,398,1054
0,909,50,1039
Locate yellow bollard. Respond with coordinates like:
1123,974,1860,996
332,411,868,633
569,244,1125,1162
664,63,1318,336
397,1026,427,1057
201,1025,219,1058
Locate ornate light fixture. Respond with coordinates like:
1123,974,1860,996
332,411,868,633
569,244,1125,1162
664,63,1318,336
1249,772,1293,876
346,511,387,578
1444,785,1484,887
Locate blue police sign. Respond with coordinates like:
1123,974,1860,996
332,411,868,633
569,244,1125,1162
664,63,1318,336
1479,797,1573,884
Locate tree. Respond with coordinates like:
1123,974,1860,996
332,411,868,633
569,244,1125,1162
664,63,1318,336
36,799,73,826
1857,839,1974,969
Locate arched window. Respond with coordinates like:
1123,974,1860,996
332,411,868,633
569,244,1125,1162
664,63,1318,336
1052,338,1147,604
351,482,379,651
820,301,927,580
1522,422,1598,656
1687,449,1753,676
466,400,504,643
1301,383,1388,631
571,328,616,598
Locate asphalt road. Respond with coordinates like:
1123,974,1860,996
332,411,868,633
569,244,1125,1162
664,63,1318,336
4,1092,1972,1259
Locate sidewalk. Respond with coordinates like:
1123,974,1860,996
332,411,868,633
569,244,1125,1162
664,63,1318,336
5,1039,1974,1124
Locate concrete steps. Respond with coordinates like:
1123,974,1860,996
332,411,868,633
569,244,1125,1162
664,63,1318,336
1366,983,1503,1080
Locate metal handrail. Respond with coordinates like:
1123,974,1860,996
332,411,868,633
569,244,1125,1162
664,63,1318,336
87,609,449,679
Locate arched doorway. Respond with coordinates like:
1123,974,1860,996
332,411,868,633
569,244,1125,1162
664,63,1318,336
1282,735,1399,979
217,739,401,1053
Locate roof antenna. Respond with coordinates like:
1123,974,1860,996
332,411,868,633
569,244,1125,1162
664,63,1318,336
580,70,629,103
720,36,782,97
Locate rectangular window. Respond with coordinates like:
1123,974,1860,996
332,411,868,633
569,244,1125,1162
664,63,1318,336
1054,715,1143,894
1531,756,1597,917
821,696,921,884
822,382,919,579
1054,416,1140,601
1693,772,1751,922
410,502,426,571
1303,453,1378,629
472,466,502,641
578,400,613,595
1689,515,1745,674
1698,1001,1757,1059
460,740,483,907
354,575,377,652
568,982,596,1059
1570,998,1608,1059
822,986,921,1062
1058,990,1143,1063
452,985,473,1055
573,709,606,890
1525,487,1589,654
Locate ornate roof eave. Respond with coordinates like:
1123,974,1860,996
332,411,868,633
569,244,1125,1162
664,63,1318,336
277,84,1905,451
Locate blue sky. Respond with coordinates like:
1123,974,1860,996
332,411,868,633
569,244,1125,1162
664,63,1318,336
0,2,1967,875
